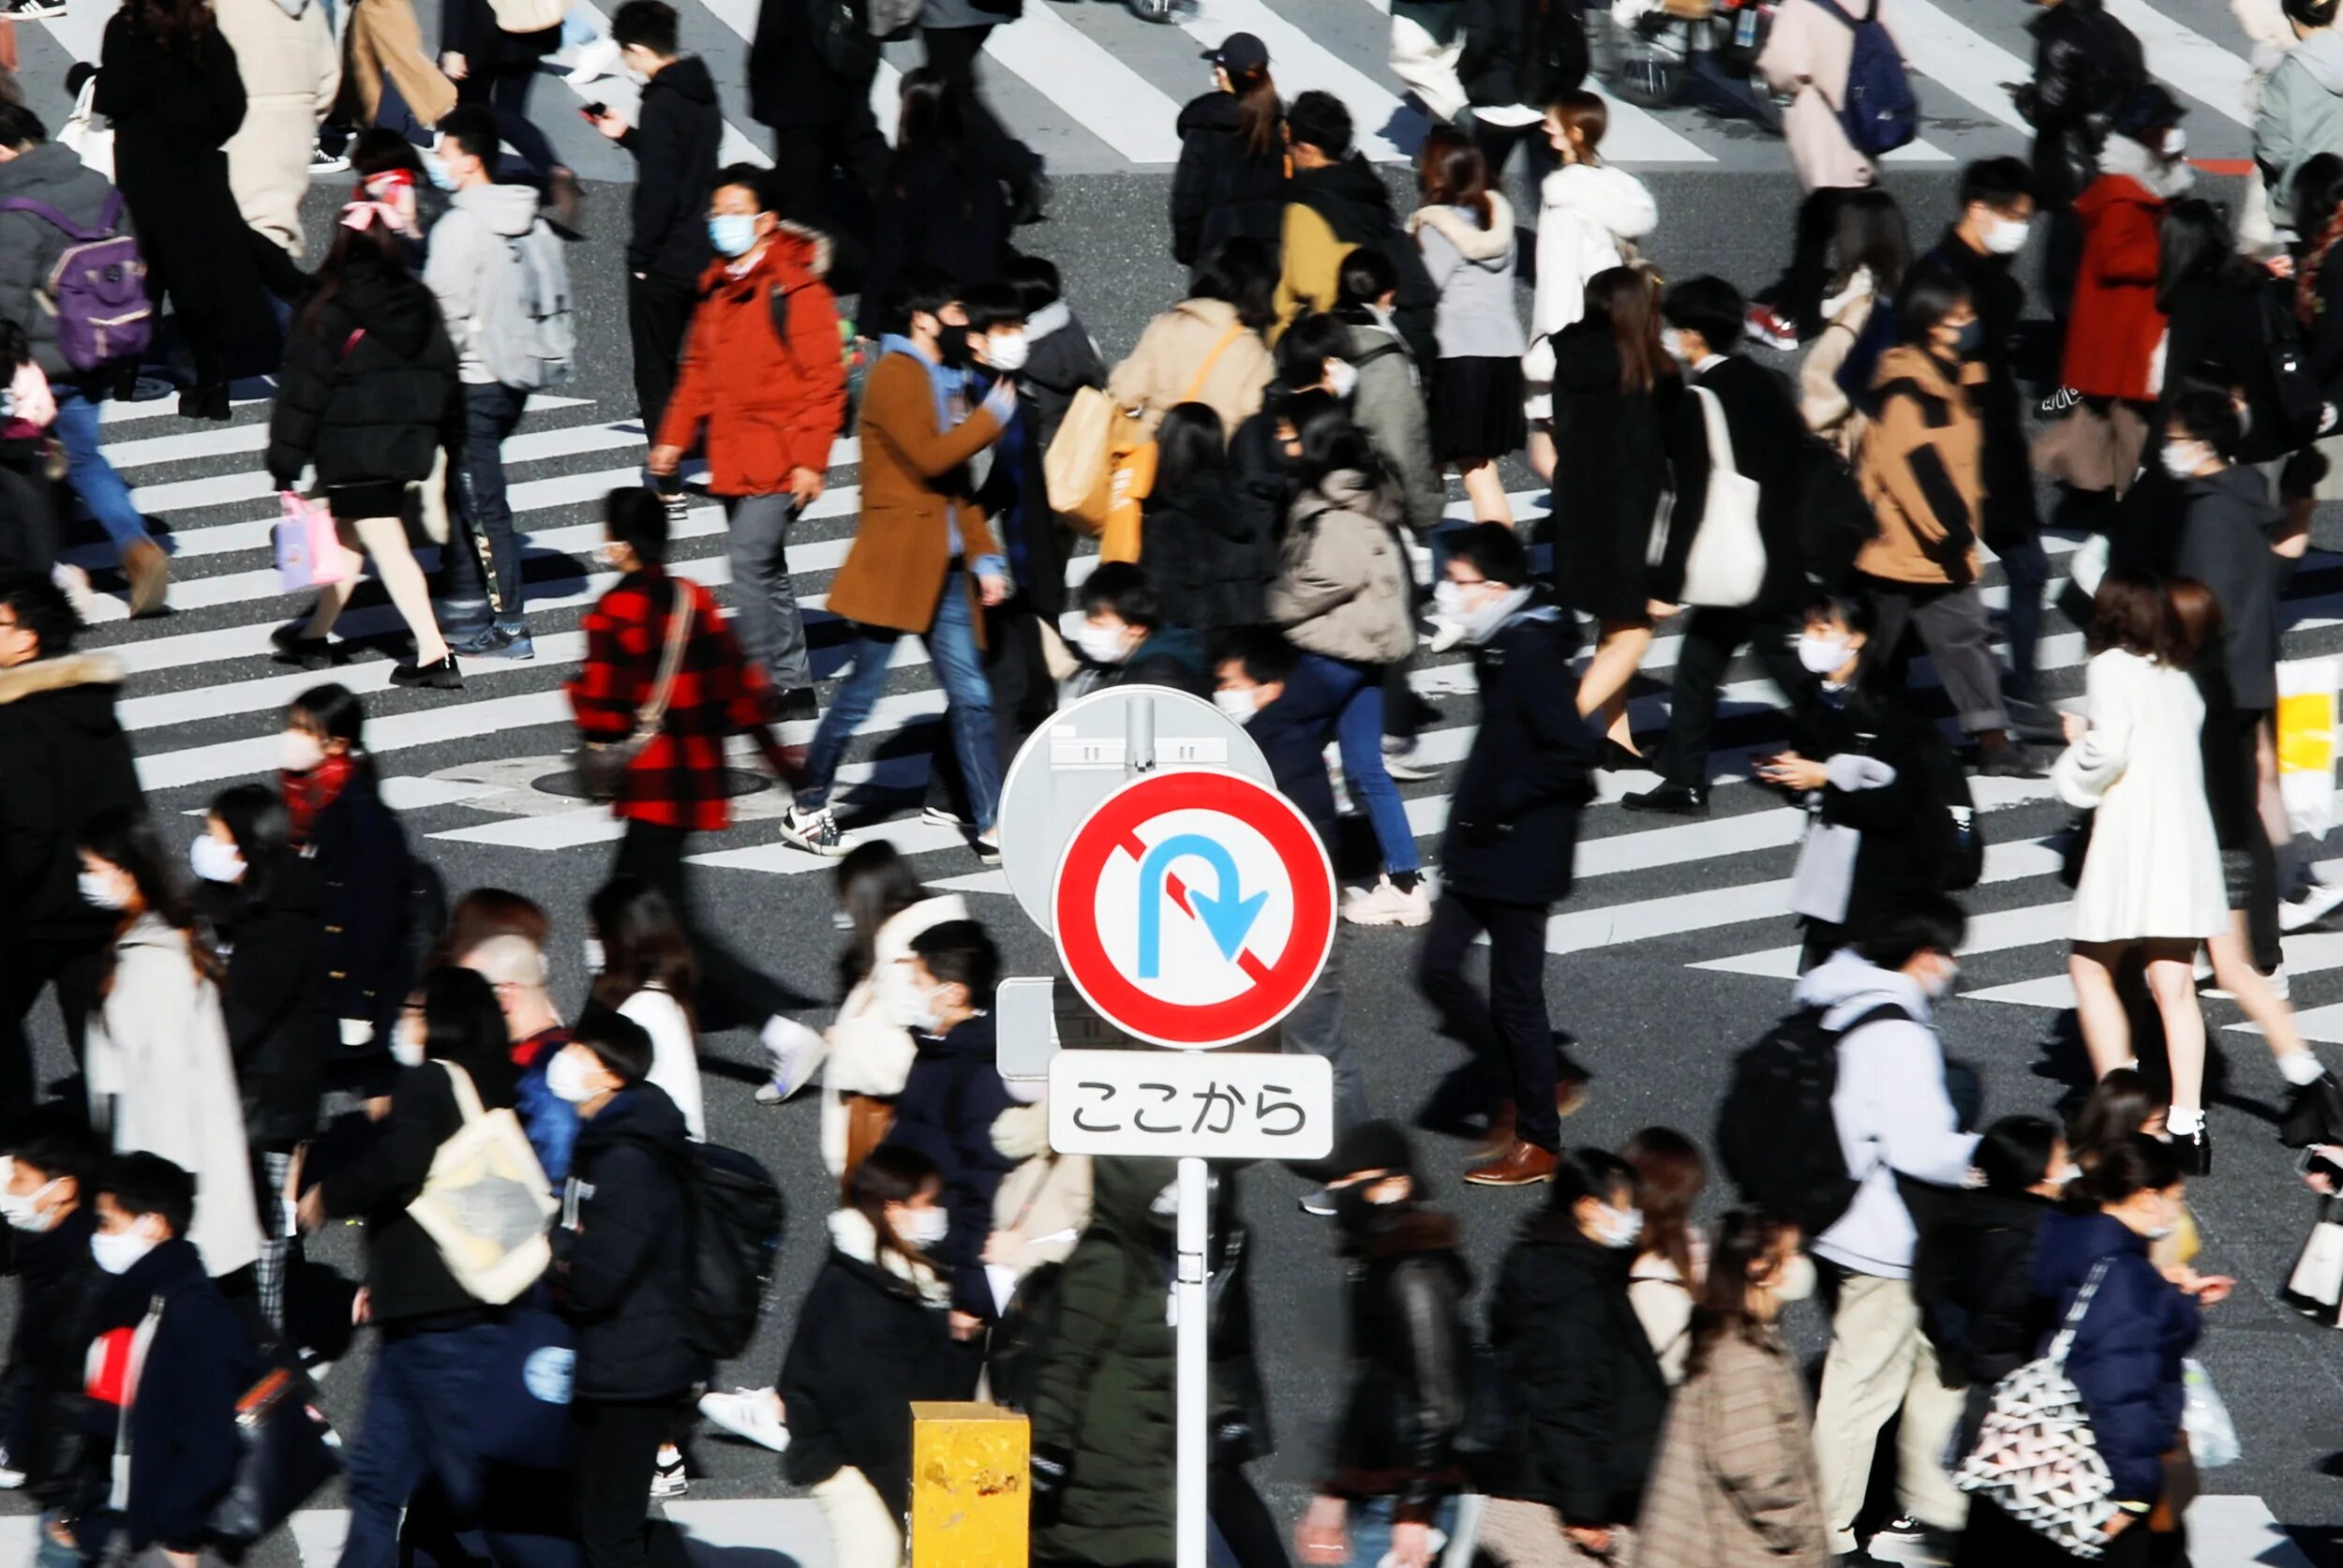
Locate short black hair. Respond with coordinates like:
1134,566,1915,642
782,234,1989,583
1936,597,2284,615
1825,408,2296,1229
1447,521,1532,588
1803,590,1877,638
1958,157,2034,213
438,106,501,173
288,681,366,749
1335,244,1399,320
1080,560,1160,631
1004,253,1063,314
102,1152,195,1239
1662,275,1746,355
710,160,770,211
1276,311,1348,389
1854,893,1968,971
2285,0,2337,31
2167,383,2243,461
0,103,46,151
6,1108,98,1189
1287,90,1351,159
351,127,423,180
909,918,1000,1006
606,485,670,567
886,263,961,331
0,574,79,657
962,280,1025,336
1976,1113,2060,1195
1214,626,1298,687
574,1002,655,1085
608,0,679,55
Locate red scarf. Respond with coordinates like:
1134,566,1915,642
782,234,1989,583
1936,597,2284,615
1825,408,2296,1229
282,752,356,845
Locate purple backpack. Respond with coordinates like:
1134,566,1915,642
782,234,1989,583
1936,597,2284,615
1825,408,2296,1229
0,191,152,372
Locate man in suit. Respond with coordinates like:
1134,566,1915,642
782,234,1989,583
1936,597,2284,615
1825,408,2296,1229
1625,276,1818,817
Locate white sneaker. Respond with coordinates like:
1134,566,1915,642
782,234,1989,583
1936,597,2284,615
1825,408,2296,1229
920,805,965,828
698,1388,790,1454
758,1015,825,1104
0,1463,23,1489
649,1448,688,1498
780,804,852,857
975,830,1002,867
1341,875,1432,928
2282,881,2343,933
565,34,622,83
1425,615,1467,654
1381,737,1439,783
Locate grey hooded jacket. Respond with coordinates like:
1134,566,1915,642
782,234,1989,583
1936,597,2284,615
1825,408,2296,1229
2257,27,2343,228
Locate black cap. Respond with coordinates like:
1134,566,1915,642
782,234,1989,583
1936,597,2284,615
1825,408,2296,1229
1329,1119,1417,1183
2110,82,2186,140
1201,31,1268,75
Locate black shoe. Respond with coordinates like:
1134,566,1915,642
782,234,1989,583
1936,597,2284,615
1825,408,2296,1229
777,685,819,724
1597,739,1649,772
269,621,333,669
389,654,463,690
2281,1071,2343,1148
1975,741,2048,778
2172,1124,2212,1176
1621,783,1709,816
179,382,231,422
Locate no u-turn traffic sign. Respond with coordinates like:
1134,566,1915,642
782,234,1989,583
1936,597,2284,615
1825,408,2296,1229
1051,769,1336,1049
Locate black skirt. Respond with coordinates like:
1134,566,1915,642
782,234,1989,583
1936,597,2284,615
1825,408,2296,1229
1430,355,1527,462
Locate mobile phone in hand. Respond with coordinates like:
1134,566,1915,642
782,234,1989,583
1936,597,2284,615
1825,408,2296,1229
2299,1148,2343,1185
580,103,607,120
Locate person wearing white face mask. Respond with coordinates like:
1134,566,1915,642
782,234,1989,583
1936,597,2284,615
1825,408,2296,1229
0,1118,103,1501
649,164,846,720
781,1145,976,1568
1634,1208,1828,1568
1066,563,1213,704
546,1012,708,1568
1476,1148,1668,1565
1789,896,1980,1561
73,810,262,1285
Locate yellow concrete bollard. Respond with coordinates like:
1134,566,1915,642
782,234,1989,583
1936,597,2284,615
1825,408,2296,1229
909,1401,1030,1567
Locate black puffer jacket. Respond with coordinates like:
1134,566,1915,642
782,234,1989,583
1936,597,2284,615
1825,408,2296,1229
1142,470,1276,631
0,1204,101,1505
1169,92,1288,269
2015,0,2145,212
0,652,143,950
554,1082,705,1402
1912,1187,2053,1447
266,271,458,492
305,762,420,1038
1325,1204,1472,1522
201,854,331,1149
1487,1210,1668,1529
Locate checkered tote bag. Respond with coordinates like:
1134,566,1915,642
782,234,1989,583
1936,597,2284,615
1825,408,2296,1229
1955,1257,2120,1558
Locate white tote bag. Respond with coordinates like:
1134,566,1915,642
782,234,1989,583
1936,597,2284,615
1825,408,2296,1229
406,1061,556,1305
1673,384,1765,609
58,77,112,183
2285,1200,2343,1322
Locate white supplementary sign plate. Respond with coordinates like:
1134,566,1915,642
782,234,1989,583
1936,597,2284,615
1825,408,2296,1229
1046,1050,1334,1161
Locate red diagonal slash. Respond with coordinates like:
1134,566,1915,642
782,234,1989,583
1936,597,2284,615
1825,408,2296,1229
1117,830,1273,983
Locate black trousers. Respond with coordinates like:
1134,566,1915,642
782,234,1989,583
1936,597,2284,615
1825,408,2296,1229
769,102,890,284
1763,186,1857,336
1652,605,1811,789
627,273,698,441
1416,889,1561,1151
613,818,806,1031
0,933,106,1135
575,1398,693,1568
2203,702,2283,973
457,65,559,189
921,24,1041,197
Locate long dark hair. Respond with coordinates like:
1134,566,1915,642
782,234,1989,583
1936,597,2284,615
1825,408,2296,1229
1417,126,1493,230
1190,238,1279,335
1285,389,1387,496
205,783,293,906
2156,200,2255,310
1155,401,1229,494
847,1142,945,1279
1830,187,1913,298
1685,1207,1797,1378
833,842,925,999
588,876,700,1017
889,68,972,194
1229,60,1281,159
412,964,518,1106
124,0,217,56
2086,568,2190,667
1587,266,1670,396
1623,1127,1705,1288
79,807,219,987
2069,1068,2162,1175
295,210,411,337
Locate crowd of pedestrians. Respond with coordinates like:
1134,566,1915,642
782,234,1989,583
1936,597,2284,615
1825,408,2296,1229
0,0,2342,1563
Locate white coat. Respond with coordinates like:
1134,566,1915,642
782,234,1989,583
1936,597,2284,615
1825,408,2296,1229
1523,161,1655,411
1757,0,1893,193
2054,650,2230,945
85,917,263,1277
214,0,341,260
818,893,970,1177
619,983,704,1142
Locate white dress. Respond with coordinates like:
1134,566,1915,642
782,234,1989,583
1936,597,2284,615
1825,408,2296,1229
2053,650,2229,944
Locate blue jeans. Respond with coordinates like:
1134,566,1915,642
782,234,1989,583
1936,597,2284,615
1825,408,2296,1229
443,381,528,638
53,384,153,556
337,1321,501,1568
1292,654,1421,875
798,568,1000,831
1996,532,2049,702
1344,1495,1459,1566
35,1509,77,1568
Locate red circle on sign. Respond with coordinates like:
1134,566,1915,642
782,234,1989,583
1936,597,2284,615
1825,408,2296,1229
1052,770,1336,1048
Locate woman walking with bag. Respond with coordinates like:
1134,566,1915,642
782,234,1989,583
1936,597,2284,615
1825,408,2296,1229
266,199,463,690
1409,128,1526,526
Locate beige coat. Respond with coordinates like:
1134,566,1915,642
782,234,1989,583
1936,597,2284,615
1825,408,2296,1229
1268,470,1417,665
1798,267,1877,449
1758,0,1898,193
1634,1330,1830,1568
1105,297,1273,439
819,894,970,1177
216,0,340,259
984,1102,1093,1287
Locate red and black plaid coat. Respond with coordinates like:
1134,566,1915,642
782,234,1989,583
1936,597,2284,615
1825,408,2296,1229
566,569,777,831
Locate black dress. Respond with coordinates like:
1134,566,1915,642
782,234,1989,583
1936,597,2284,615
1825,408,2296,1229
1545,320,1709,620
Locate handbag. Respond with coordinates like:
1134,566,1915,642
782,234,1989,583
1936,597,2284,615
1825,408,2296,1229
1955,1256,2122,1558
2055,811,2096,891
57,76,112,183
1046,325,1244,562
405,1062,557,1306
468,1305,575,1468
2283,1195,2343,1320
274,492,348,593
208,1363,342,1545
1652,385,1764,608
569,582,694,802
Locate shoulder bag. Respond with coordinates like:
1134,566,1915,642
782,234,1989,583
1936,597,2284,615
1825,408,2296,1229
570,582,694,801
405,1061,557,1306
1672,382,1765,607
1047,323,1246,562
1955,1256,2122,1557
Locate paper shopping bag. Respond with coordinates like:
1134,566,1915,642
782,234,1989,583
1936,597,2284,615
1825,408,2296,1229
2277,660,2339,839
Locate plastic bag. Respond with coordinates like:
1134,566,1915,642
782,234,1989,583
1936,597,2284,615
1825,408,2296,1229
274,492,347,592
2277,659,2338,839
2181,1357,2239,1469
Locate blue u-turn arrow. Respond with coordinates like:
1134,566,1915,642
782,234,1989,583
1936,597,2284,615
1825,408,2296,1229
1136,833,1267,978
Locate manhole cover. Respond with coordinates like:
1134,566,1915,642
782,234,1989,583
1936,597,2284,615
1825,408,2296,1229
532,767,770,800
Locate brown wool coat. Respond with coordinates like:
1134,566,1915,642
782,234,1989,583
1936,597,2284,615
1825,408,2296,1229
1854,344,1987,587
1634,1329,1829,1568
826,351,1003,640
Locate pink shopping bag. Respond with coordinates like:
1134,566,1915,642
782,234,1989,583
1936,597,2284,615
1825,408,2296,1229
275,492,347,591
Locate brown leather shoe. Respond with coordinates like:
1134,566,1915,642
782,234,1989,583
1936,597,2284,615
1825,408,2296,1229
1474,1100,1518,1160
1464,1140,1560,1186
1556,1075,1592,1120
121,538,168,618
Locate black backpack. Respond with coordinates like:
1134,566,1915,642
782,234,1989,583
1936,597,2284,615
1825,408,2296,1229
676,1142,787,1361
1794,435,1873,590
2259,282,2325,449
1517,0,1590,109
1715,1001,1910,1239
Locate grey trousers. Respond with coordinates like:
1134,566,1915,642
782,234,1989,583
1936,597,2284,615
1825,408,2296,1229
1862,577,2008,736
725,493,813,694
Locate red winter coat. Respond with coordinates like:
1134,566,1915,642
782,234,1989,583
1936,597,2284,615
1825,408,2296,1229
656,223,848,496
2061,173,2165,402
